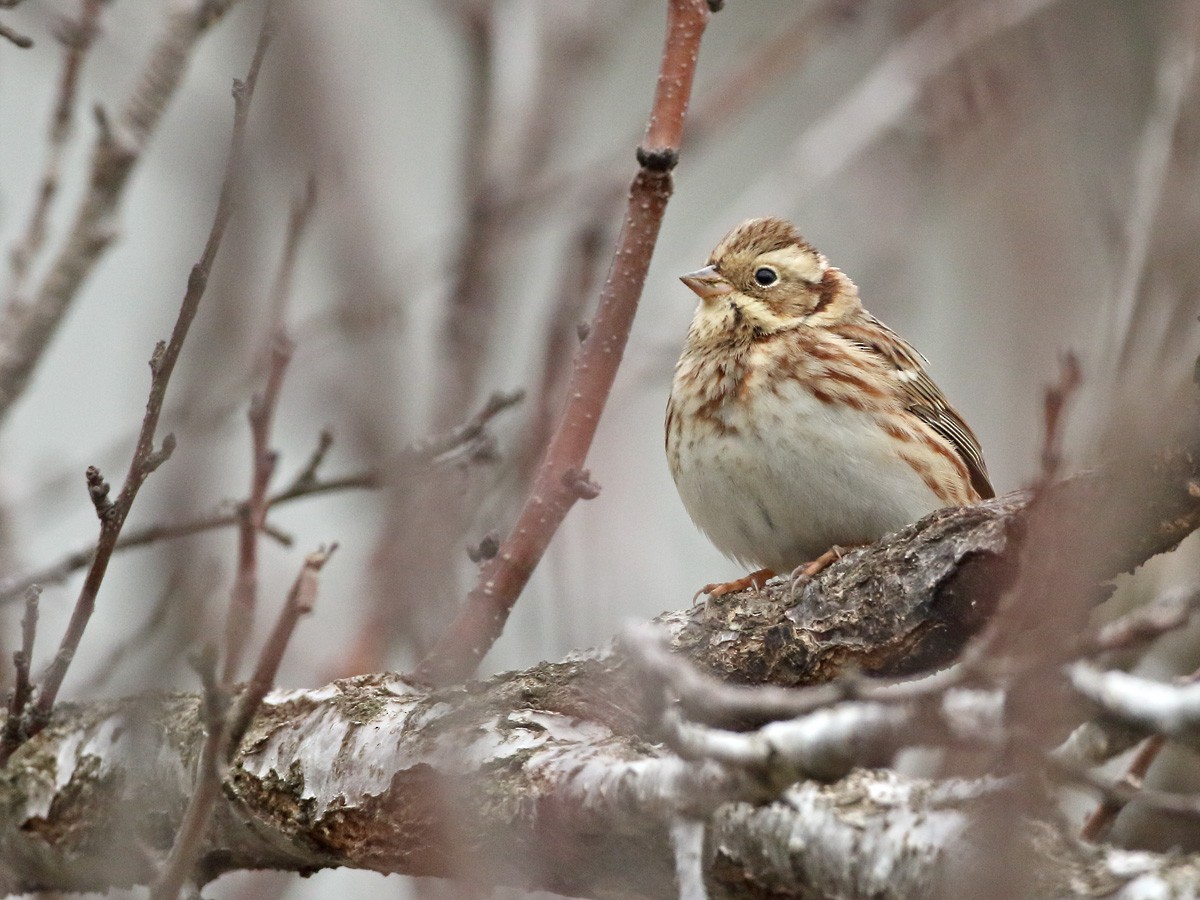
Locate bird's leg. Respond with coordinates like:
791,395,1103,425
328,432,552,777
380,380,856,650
789,544,863,596
695,568,775,601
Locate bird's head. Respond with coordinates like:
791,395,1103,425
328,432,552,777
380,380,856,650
680,217,860,335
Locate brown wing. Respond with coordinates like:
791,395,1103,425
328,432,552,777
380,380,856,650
844,316,995,500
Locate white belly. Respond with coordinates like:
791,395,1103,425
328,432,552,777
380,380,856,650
671,379,945,572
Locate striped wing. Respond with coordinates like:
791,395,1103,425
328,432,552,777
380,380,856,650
846,316,994,501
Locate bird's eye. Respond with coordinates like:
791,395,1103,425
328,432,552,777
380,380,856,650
754,267,778,287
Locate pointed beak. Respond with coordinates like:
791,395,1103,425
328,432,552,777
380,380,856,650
680,265,733,302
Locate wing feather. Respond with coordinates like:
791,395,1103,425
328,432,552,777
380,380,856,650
843,316,994,500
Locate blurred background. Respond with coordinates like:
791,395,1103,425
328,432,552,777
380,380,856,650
0,0,1197,896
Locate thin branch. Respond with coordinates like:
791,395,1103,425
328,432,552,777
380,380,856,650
0,0,246,425
0,587,41,765
1036,352,1081,487
225,546,334,747
1069,662,1200,745
222,178,314,685
0,389,523,605
222,334,291,684
0,19,32,47
413,0,718,687
148,646,227,900
150,546,331,900
1079,654,1200,841
29,12,273,733
6,0,106,292
1085,588,1200,656
623,623,972,729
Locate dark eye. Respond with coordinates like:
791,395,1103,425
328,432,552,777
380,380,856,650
754,267,778,287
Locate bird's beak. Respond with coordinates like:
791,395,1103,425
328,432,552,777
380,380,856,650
680,265,733,302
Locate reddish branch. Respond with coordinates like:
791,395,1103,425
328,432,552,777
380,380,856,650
414,0,718,687
27,15,274,734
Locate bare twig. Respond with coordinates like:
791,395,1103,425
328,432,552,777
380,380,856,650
1079,652,1200,841
227,546,334,746
0,390,523,606
1036,352,1081,487
29,12,274,733
1086,588,1200,656
623,624,972,728
222,179,314,685
150,546,331,900
0,0,245,425
222,335,292,684
148,646,227,900
0,19,32,48
1069,662,1200,744
413,0,718,687
433,0,498,427
0,587,41,765
6,0,106,291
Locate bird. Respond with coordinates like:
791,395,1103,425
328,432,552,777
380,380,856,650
665,216,993,598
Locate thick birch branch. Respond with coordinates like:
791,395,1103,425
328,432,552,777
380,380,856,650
1,441,1198,895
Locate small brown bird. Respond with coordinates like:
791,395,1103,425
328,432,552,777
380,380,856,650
666,217,993,597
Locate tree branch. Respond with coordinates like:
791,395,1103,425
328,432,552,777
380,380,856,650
1,437,1197,893
414,0,718,687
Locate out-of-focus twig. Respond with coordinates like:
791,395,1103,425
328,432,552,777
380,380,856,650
1111,1,1200,372
148,645,227,900
0,587,40,766
222,180,315,685
414,0,719,687
28,11,273,735
149,545,332,900
1078,654,1200,842
1085,589,1200,656
0,390,522,605
6,0,106,292
731,0,1063,214
0,18,32,47
0,0,245,426
1035,352,1081,488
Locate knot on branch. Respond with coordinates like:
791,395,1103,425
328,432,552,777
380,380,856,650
562,467,601,500
468,532,500,563
636,146,679,172
85,466,112,518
